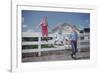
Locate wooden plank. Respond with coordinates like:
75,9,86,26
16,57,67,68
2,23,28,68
22,41,55,45
22,47,66,53
22,44,89,53
22,32,55,37
22,42,38,45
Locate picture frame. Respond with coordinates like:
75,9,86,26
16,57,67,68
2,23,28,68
11,0,97,73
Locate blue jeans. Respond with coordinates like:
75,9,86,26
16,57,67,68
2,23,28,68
71,40,78,55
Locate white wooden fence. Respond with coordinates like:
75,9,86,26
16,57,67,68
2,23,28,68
22,32,89,56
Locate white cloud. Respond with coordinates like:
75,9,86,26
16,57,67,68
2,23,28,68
26,29,34,32
22,17,28,28
23,24,27,28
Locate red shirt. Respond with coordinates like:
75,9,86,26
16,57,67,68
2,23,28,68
41,24,48,36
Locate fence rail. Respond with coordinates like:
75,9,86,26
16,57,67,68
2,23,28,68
22,32,90,56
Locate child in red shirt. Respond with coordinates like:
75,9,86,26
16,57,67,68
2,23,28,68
41,16,48,41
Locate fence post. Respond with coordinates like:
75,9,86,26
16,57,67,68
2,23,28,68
38,36,41,56
78,34,81,52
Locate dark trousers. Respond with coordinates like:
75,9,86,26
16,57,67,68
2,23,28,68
71,40,78,55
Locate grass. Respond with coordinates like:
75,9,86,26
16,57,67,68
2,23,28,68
31,44,54,49
41,44,54,48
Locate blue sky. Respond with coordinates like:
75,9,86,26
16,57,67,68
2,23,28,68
22,10,90,32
